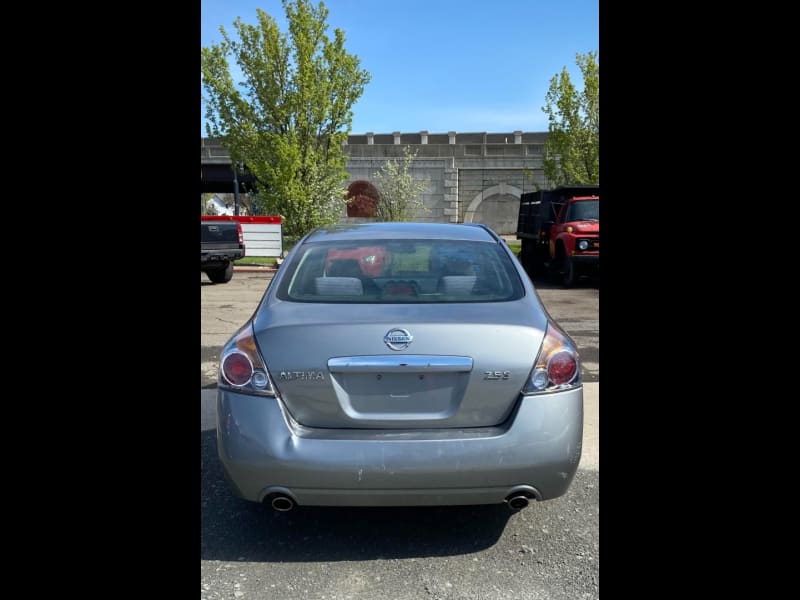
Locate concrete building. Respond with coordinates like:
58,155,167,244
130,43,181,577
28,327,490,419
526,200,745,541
201,131,550,234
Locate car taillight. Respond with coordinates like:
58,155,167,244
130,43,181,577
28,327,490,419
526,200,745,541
219,322,275,396
237,223,246,257
547,351,577,384
522,323,581,395
221,353,253,386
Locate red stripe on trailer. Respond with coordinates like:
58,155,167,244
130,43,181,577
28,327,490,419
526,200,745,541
201,215,282,224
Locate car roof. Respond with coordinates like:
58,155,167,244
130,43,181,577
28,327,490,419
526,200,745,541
304,222,499,243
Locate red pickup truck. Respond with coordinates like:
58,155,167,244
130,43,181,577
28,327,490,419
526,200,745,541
516,185,599,287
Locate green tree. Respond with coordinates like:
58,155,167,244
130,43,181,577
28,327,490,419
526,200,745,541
201,0,371,238
542,51,599,187
373,146,429,222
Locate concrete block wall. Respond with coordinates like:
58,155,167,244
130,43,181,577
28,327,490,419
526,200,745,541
343,168,539,234
201,132,554,235
343,133,549,234
345,157,447,225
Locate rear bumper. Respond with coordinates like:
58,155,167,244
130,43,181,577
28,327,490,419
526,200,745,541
216,387,583,507
201,250,244,265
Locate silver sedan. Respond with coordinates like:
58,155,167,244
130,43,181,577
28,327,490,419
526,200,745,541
216,222,583,512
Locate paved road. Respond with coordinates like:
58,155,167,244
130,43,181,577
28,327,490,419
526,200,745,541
201,270,599,600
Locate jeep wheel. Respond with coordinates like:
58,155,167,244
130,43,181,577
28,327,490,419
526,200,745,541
207,261,234,284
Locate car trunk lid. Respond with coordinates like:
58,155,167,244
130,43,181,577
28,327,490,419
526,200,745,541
254,302,546,429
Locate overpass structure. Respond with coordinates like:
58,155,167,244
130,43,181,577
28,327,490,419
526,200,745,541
200,130,549,234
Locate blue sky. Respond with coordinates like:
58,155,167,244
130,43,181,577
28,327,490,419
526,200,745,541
201,0,598,135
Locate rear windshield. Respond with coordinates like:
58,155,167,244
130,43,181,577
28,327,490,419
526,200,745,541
201,222,239,243
276,238,524,303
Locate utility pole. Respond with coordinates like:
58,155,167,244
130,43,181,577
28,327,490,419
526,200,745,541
232,164,240,216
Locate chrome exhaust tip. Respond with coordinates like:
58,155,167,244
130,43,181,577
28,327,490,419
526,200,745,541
506,494,531,511
270,495,295,512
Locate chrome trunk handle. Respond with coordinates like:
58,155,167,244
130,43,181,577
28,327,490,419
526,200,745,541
328,355,473,373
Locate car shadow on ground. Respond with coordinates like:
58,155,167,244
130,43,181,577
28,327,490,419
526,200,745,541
201,430,514,562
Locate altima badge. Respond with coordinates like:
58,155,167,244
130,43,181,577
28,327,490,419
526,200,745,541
279,371,325,381
384,328,413,350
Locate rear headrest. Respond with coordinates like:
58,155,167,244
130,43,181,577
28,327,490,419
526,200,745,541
315,277,364,296
439,275,477,295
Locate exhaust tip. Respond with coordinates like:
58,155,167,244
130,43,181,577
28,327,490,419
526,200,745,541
270,495,295,512
506,494,531,511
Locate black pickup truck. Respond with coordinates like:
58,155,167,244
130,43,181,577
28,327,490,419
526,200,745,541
201,219,245,284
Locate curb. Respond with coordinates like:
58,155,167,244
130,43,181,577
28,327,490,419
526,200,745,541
234,265,278,273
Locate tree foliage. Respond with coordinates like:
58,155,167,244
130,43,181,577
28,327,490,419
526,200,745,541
373,147,429,222
542,51,599,187
201,0,371,238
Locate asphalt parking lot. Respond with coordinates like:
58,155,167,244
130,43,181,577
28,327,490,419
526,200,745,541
201,270,599,600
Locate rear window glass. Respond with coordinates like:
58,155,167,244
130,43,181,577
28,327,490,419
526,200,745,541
201,223,239,243
275,239,524,303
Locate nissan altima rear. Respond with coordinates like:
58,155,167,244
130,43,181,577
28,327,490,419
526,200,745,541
216,222,582,511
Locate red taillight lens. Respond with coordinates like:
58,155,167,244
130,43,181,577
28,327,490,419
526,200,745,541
218,323,275,396
237,223,243,244
548,351,577,385
222,352,253,386
522,323,580,394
